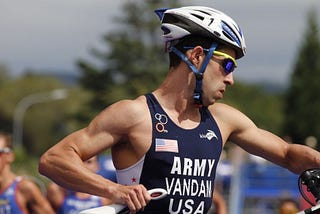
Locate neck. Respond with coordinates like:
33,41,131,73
155,67,195,109
0,169,16,190
153,66,201,126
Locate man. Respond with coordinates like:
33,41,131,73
39,6,320,214
46,155,111,213
0,132,55,214
278,198,299,214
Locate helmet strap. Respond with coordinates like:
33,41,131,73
169,42,218,106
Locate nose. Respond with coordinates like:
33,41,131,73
224,72,234,85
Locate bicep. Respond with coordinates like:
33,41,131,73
53,100,135,160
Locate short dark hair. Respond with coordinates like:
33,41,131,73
169,35,226,67
168,35,223,68
0,131,13,149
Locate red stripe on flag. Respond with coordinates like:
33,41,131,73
155,138,178,153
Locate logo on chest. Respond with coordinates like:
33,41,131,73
155,113,168,133
199,130,218,141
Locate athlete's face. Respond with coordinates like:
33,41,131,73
201,48,236,106
0,137,12,174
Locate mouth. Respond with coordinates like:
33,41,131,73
217,88,226,98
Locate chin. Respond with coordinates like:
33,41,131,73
203,98,217,107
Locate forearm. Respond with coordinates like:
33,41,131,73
285,144,320,174
39,149,117,199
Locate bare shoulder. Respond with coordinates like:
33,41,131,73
209,102,244,118
115,96,148,117
17,177,44,198
18,178,39,192
89,95,149,135
208,102,256,131
98,95,148,124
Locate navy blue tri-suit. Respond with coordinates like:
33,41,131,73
137,93,223,214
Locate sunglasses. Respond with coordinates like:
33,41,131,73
0,147,11,154
212,51,237,74
183,46,237,74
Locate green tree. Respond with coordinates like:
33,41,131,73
77,1,180,117
284,9,320,145
222,82,284,134
0,65,12,133
0,73,92,156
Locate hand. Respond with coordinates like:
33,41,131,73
110,184,151,213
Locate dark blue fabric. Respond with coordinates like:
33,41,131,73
139,93,223,214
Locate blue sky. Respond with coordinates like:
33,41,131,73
0,0,319,85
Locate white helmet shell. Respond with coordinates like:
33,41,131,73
157,6,246,59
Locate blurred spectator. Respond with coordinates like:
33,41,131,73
207,189,227,214
47,155,111,213
278,198,299,214
97,153,117,182
0,131,55,214
216,150,233,193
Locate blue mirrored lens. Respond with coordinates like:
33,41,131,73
223,59,235,74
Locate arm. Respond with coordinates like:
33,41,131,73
212,189,227,214
38,98,151,211
213,103,320,174
18,179,55,214
46,182,66,212
233,127,320,174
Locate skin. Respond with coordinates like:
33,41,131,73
47,156,111,212
0,136,55,214
279,199,299,214
212,189,227,214
39,45,320,214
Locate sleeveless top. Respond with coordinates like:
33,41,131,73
0,177,25,214
57,192,103,214
116,93,223,214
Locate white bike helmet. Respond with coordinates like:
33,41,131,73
155,6,246,59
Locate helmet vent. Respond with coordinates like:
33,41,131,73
214,31,221,37
222,31,234,42
190,13,204,21
194,9,211,16
161,26,171,35
221,21,241,46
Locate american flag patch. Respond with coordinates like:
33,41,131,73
155,138,179,153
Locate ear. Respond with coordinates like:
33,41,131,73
189,46,205,66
